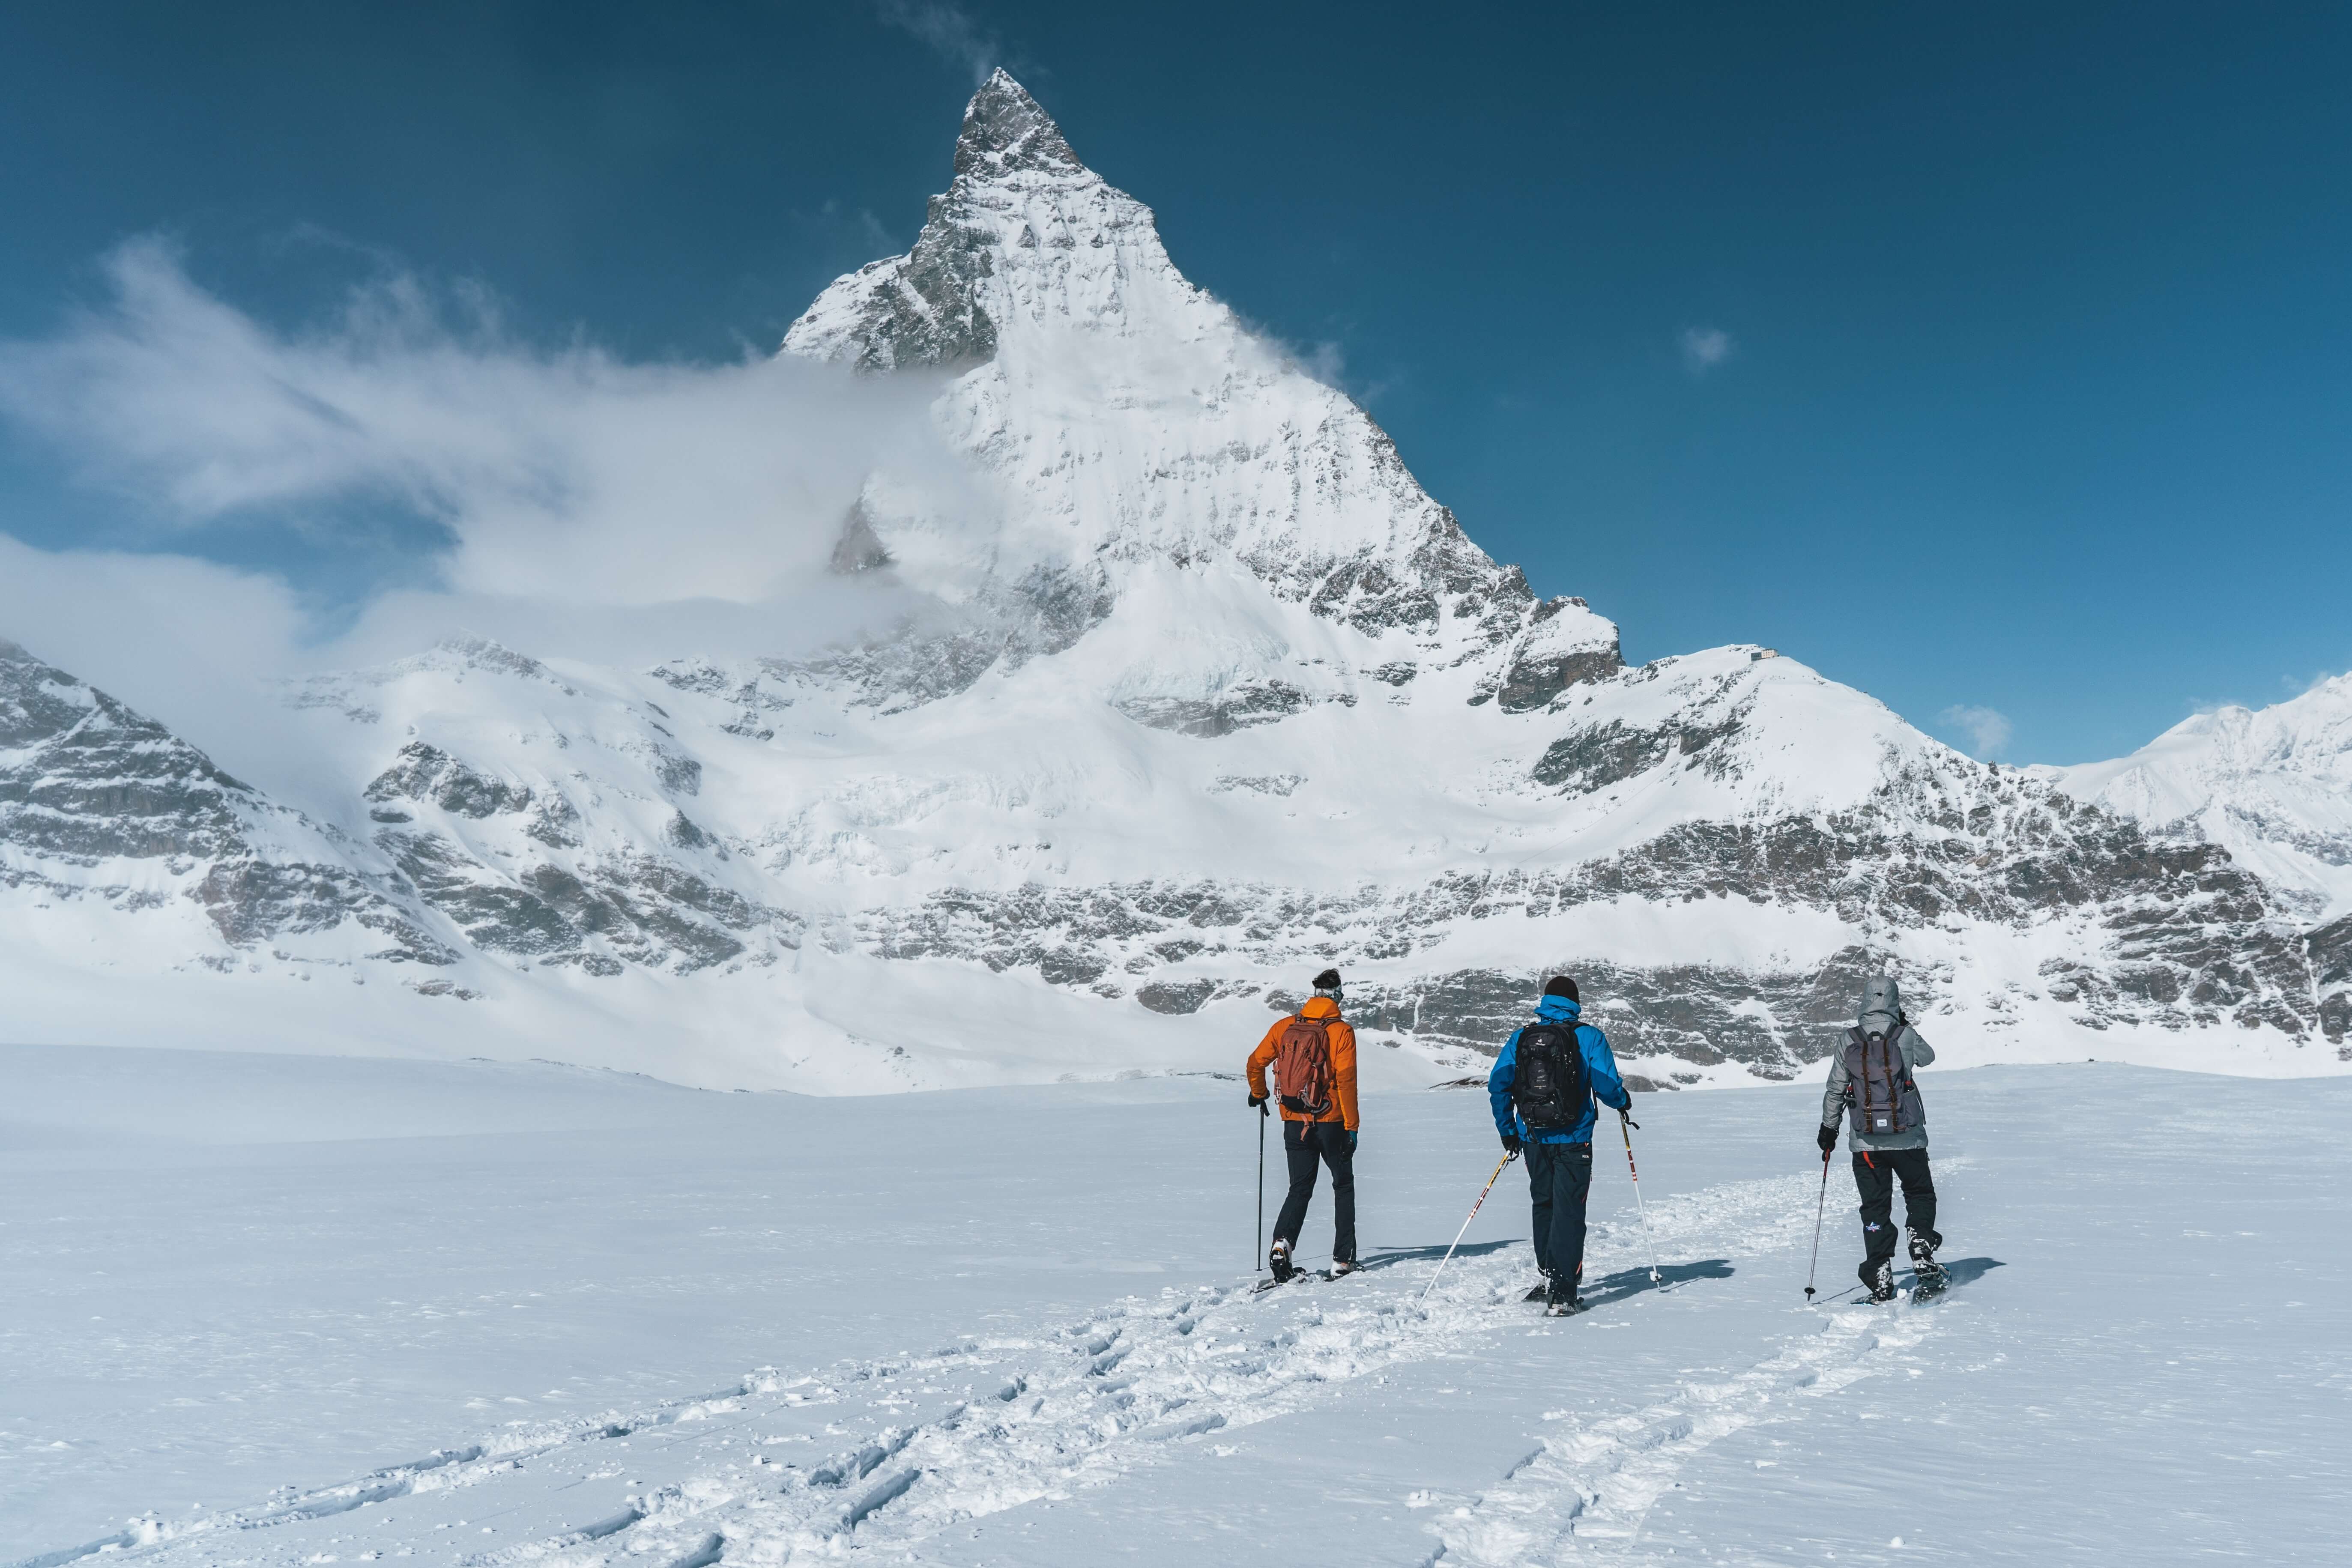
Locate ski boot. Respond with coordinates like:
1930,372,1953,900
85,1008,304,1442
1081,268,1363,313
1267,1237,1297,1284
1861,1257,1898,1303
1908,1230,1948,1301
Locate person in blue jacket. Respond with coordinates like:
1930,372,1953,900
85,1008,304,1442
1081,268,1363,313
1487,974,1633,1313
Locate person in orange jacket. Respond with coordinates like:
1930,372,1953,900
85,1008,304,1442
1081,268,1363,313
1246,967,1360,1281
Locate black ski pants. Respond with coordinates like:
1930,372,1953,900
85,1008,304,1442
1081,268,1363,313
1852,1147,1939,1266
1524,1139,1594,1284
1274,1119,1356,1263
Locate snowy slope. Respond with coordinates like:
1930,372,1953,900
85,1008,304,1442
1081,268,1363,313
1,72,2345,1085
6,1044,2346,1565
2042,676,2352,1056
2046,674,2352,921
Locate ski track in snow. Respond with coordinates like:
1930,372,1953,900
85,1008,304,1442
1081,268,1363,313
14,1172,1946,1568
1426,1302,1934,1566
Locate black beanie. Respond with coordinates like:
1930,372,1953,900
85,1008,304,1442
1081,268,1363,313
1312,968,1342,992
1543,974,1579,1002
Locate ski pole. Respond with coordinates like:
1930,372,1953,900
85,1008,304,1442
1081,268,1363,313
1256,1099,1268,1273
1802,1147,1831,1301
1618,1110,1662,1287
1419,1149,1515,1306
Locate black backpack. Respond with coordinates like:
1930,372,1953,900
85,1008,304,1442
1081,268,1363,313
1841,1023,1923,1138
1513,1022,1590,1129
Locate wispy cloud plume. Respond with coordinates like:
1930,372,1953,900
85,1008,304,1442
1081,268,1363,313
792,200,899,269
1680,325,1734,376
1941,703,2014,760
873,0,1000,86
0,238,953,607
0,239,985,790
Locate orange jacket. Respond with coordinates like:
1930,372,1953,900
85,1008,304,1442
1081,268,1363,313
1246,995,1358,1131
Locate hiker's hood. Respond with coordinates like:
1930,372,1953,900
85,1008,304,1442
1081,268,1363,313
1858,975,1903,1031
1300,995,1342,1021
1535,995,1582,1025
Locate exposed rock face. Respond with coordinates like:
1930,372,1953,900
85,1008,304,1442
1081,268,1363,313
2308,914,2352,1051
367,743,534,820
1495,598,1626,711
298,639,803,980
0,639,450,964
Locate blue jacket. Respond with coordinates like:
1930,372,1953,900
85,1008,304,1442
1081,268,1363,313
1488,996,1632,1145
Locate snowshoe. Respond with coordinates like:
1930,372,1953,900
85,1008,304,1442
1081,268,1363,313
1328,1258,1362,1278
1522,1284,1550,1303
1907,1231,1949,1302
1543,1275,1586,1316
1268,1238,1297,1284
1861,1258,1898,1304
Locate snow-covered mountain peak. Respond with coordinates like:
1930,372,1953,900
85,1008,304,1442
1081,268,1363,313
952,68,1086,180
781,75,1619,710
783,69,1194,370
8,74,2346,1090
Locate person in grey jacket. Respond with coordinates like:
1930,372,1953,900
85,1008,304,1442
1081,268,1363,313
1817,975,1944,1301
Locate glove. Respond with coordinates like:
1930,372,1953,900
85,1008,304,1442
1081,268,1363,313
1501,1133,1523,1157
1348,1129,1359,1151
1248,1092,1267,1110
1816,1123,1838,1155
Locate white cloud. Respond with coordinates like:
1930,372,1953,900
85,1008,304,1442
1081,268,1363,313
0,239,966,608
1940,704,2014,761
1680,325,1734,375
0,238,992,798
1301,340,1348,388
873,0,1000,86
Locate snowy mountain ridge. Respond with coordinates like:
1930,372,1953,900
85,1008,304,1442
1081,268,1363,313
2,72,2346,1087
2044,672,2352,921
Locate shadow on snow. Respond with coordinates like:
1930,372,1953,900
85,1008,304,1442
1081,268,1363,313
1584,1257,1736,1305
1354,1240,1523,1272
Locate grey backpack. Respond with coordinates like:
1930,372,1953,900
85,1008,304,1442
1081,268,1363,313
1843,1026,1922,1138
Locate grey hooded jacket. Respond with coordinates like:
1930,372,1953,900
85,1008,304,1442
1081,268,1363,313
1820,976,1936,1153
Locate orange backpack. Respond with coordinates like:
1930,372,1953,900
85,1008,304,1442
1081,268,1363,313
1272,1014,1335,1118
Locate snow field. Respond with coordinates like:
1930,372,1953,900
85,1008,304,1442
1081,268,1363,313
5,1046,2346,1565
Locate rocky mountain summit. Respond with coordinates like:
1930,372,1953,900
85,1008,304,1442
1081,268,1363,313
2,74,2344,1086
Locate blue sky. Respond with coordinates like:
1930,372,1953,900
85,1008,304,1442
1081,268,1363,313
2,1,2348,763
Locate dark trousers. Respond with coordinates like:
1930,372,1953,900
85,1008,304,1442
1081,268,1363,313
1273,1120,1356,1263
1852,1147,1939,1266
1525,1139,1594,1283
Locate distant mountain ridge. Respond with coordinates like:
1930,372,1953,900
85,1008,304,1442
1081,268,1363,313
2044,674,2352,922
3,73,2344,1087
